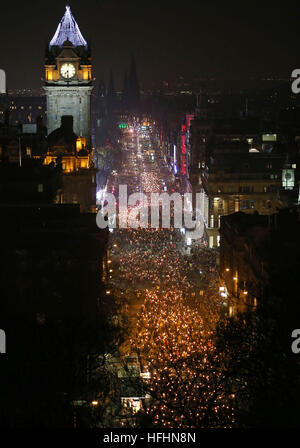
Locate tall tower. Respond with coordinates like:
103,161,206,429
44,5,92,147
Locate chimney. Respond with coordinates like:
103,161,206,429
61,115,74,132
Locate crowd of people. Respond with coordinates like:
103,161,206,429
103,131,232,427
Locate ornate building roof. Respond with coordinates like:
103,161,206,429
49,5,88,49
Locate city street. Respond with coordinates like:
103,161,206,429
100,121,223,424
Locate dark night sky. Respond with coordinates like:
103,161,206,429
1,0,300,90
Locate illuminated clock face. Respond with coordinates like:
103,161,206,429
60,63,76,79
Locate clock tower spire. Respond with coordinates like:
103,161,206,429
44,5,92,147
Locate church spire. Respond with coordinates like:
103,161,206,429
49,5,88,49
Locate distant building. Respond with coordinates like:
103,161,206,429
219,207,300,315
0,111,47,164
190,116,292,248
0,94,46,125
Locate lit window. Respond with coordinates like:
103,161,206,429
262,134,277,142
37,184,43,193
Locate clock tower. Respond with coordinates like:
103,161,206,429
44,5,92,147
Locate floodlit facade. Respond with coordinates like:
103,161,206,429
44,6,92,146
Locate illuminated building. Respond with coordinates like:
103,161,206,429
42,7,96,212
45,115,96,212
178,114,195,177
45,116,90,170
44,5,92,146
190,117,288,248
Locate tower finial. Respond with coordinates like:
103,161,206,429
49,5,88,49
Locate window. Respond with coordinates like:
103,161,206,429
263,200,271,209
26,147,31,156
292,163,297,169
210,215,214,228
263,186,268,193
250,200,255,209
266,163,272,169
241,200,249,209
37,184,43,193
239,186,251,193
262,134,277,142
218,200,223,210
